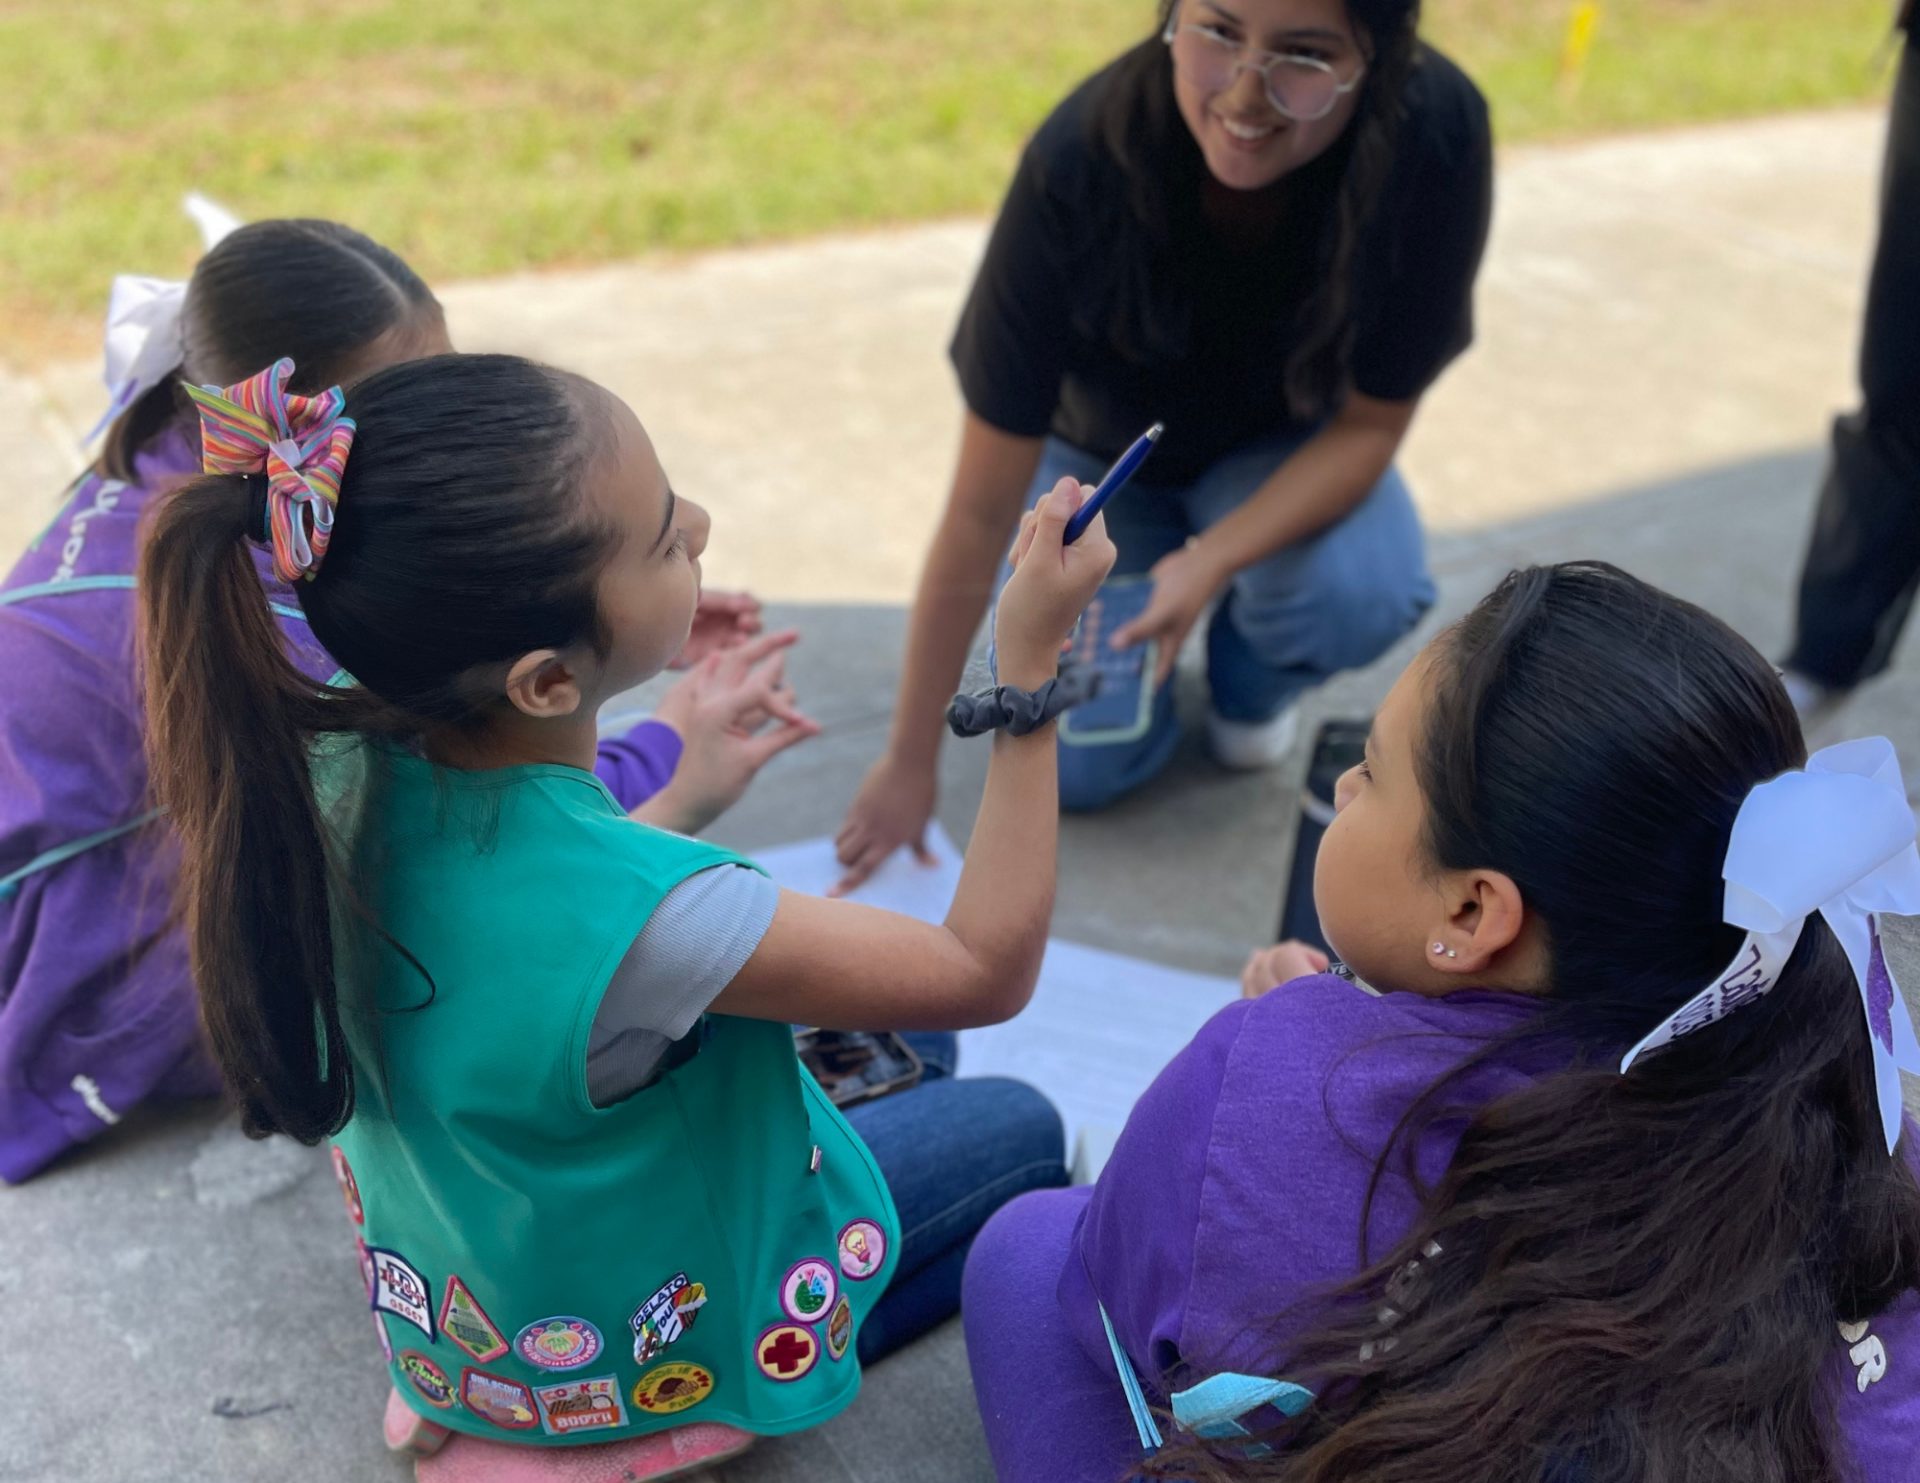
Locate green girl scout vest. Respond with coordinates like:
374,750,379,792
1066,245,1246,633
312,739,901,1444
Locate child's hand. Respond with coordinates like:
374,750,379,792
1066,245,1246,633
635,630,819,834
670,588,764,669
1240,940,1331,998
994,479,1118,686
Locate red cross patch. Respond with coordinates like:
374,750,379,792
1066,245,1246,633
754,1322,819,1382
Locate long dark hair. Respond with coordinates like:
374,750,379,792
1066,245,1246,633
1090,0,1419,417
138,354,616,1142
101,219,436,480
1147,563,1920,1482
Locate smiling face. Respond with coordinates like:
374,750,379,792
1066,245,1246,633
1166,0,1369,193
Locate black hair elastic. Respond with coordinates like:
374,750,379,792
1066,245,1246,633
945,665,1101,738
242,473,272,545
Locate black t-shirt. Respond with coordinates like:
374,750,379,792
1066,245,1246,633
951,44,1493,484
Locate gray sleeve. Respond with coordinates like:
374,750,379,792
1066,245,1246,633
585,864,780,1107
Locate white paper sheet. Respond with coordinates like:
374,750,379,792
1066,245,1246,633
752,823,969,927
754,829,1239,1171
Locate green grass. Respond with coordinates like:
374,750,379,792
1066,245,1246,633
0,0,1898,357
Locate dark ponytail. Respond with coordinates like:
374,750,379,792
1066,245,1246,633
139,474,363,1140
1147,563,1920,1482
101,219,437,481
139,354,615,1141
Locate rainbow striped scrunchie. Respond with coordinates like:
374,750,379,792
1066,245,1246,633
184,357,356,583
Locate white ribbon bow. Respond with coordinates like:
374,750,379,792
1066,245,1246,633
1621,737,1920,1153
82,193,244,445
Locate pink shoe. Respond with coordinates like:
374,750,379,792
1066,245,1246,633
413,1422,755,1483
385,1387,455,1456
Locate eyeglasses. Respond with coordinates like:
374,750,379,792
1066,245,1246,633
1161,8,1365,123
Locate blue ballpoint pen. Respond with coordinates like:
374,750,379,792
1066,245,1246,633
1064,422,1163,544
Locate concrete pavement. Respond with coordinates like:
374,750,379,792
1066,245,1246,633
0,107,1888,597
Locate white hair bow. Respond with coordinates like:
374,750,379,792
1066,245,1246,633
82,193,244,445
1621,737,1920,1154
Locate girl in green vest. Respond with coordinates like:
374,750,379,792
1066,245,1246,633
136,352,1114,1471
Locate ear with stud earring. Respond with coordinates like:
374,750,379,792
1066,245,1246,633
1431,942,1458,960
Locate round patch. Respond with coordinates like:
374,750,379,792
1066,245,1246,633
331,1145,364,1225
755,1323,819,1382
397,1350,455,1409
513,1316,603,1371
837,1219,886,1280
825,1295,852,1362
632,1361,716,1415
780,1257,837,1325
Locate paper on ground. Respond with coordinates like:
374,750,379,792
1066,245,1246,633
752,823,971,929
753,827,1239,1171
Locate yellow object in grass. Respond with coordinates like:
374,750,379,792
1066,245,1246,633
1560,2,1602,96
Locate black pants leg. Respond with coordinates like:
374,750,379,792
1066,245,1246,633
1788,30,1920,689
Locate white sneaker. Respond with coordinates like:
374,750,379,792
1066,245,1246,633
1207,704,1301,771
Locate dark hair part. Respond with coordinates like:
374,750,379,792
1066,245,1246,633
138,354,614,1141
101,219,437,480
1148,563,1920,1482
1091,0,1419,418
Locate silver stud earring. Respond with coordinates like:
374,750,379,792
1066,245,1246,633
1447,949,1459,959
1430,942,1446,954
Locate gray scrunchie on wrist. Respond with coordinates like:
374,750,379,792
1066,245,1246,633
945,665,1102,738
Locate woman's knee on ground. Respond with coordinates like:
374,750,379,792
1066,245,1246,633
1227,538,1434,679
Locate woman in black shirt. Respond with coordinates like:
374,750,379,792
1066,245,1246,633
836,0,1491,890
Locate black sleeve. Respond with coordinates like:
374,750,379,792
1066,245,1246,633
1348,57,1495,405
949,133,1078,438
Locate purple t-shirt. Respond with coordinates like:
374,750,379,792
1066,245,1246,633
0,429,684,1182
963,975,1920,1481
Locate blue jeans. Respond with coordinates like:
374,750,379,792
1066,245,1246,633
846,1033,1068,1363
1015,431,1434,810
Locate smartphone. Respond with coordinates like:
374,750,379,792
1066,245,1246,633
792,1029,925,1109
1059,575,1158,746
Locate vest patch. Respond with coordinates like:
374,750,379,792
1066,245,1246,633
330,1147,364,1225
755,1323,820,1382
781,1257,838,1325
439,1276,508,1364
370,1248,435,1340
825,1296,853,1362
629,1272,708,1366
535,1375,627,1435
398,1351,456,1409
515,1316,603,1371
631,1361,715,1415
838,1218,886,1280
461,1368,538,1429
